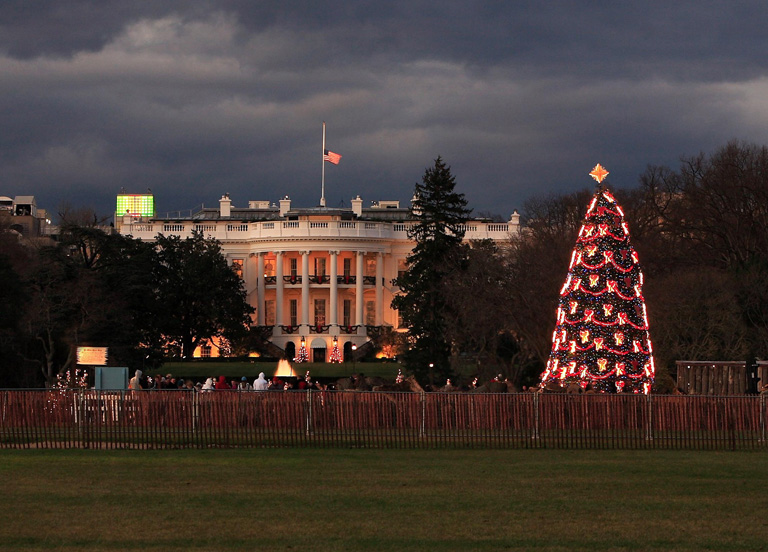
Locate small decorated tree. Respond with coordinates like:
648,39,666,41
294,339,309,363
541,164,655,393
329,339,342,363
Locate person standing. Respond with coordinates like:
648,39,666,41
128,370,143,391
253,372,269,391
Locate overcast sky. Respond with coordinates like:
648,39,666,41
2,1,768,220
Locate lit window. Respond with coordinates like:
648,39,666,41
365,258,376,277
343,300,351,327
315,257,326,277
314,299,326,326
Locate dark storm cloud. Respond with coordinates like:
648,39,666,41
2,1,768,219
5,1,766,78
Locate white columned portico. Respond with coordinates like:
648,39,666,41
301,251,310,327
330,250,339,328
375,252,384,326
356,251,364,332
275,251,284,326
256,253,265,325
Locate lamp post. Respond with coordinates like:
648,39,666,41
351,344,357,372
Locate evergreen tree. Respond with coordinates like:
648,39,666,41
542,167,655,393
392,157,471,386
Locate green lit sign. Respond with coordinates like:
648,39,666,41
116,194,154,218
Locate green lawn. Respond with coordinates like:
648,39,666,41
159,360,402,380
1,449,767,551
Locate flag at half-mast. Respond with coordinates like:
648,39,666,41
324,149,341,164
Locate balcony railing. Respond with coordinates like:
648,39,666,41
269,323,360,334
366,325,394,338
122,219,517,242
263,274,382,287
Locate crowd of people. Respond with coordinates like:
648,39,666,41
128,369,328,392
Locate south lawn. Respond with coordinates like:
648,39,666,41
1,448,766,551
159,360,401,381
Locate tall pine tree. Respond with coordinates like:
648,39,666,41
392,157,471,386
542,165,656,393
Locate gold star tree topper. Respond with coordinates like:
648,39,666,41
589,163,609,183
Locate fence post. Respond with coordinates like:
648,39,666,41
533,392,540,440
646,392,653,442
77,388,85,446
192,391,198,434
761,393,766,444
420,392,426,439
306,390,313,437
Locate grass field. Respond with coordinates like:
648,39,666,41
2,449,767,551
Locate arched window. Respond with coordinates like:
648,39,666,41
285,341,296,361
343,341,354,362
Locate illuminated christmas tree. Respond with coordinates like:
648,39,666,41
329,339,342,363
294,338,308,363
541,164,655,394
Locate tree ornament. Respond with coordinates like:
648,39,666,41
589,163,609,183
594,338,604,351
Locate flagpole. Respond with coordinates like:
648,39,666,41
321,122,326,207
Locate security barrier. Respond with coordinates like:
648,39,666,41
0,390,765,450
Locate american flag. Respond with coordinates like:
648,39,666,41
324,150,341,164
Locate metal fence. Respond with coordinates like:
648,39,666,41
1,390,766,450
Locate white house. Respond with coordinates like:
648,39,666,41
116,193,520,361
